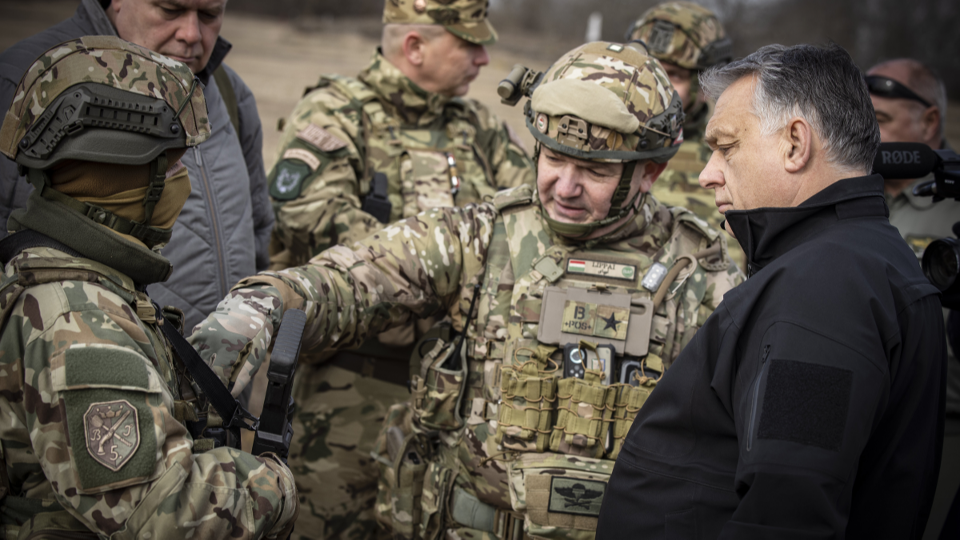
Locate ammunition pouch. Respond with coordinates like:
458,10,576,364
549,371,615,459
495,342,559,453
410,323,468,431
372,403,430,539
372,403,460,540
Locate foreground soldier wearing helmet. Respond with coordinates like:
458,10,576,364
626,2,744,267
190,41,741,539
0,37,297,539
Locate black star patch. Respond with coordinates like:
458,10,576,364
601,312,621,331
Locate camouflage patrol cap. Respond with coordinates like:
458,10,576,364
626,2,732,71
383,0,497,46
527,41,683,165
0,36,210,169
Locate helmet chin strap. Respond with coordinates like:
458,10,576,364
540,155,645,239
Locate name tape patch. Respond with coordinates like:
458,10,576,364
566,259,637,281
282,148,321,171
296,123,347,153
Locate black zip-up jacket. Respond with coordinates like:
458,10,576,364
597,175,946,539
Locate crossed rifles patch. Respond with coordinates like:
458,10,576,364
84,400,140,471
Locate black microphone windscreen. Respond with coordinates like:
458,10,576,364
872,142,939,179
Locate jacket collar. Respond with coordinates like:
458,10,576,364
196,37,232,86
536,188,660,250
8,191,173,285
80,0,117,37
357,50,455,127
81,0,231,86
725,174,888,276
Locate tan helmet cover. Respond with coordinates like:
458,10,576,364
528,41,683,164
627,1,731,71
0,36,210,161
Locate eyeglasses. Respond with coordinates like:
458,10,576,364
865,75,932,108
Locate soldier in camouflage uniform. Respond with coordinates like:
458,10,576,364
626,2,745,267
0,37,298,539
191,41,742,540
265,1,534,538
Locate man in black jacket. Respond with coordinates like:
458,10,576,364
597,43,947,539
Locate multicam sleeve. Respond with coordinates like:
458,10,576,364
268,88,384,269
469,100,536,190
670,232,744,363
12,292,297,539
192,203,498,395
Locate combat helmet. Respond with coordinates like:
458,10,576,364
0,36,210,248
522,41,684,238
625,2,731,72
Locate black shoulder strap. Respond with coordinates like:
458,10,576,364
213,65,241,137
0,230,256,445
154,304,259,442
0,229,83,265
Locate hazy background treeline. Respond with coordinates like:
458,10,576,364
227,0,960,99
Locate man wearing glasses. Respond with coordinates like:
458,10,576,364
866,59,960,540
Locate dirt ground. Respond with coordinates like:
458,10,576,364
5,0,959,162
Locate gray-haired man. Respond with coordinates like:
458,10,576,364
598,43,946,539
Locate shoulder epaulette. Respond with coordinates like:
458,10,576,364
673,207,720,243
493,185,536,212
305,74,378,106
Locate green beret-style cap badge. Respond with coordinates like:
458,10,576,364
383,0,498,45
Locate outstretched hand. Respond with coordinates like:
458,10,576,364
188,286,284,397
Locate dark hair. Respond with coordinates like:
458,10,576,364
701,43,880,173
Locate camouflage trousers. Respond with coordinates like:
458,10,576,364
288,362,411,540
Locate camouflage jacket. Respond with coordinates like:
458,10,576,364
192,185,742,516
267,50,535,269
0,239,297,539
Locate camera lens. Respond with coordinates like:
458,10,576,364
922,237,960,291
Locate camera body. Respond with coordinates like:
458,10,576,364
873,143,960,309
922,222,960,310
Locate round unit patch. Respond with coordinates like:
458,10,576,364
85,400,140,471
414,0,427,13
536,113,548,133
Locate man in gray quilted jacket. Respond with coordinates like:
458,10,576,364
0,0,273,330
